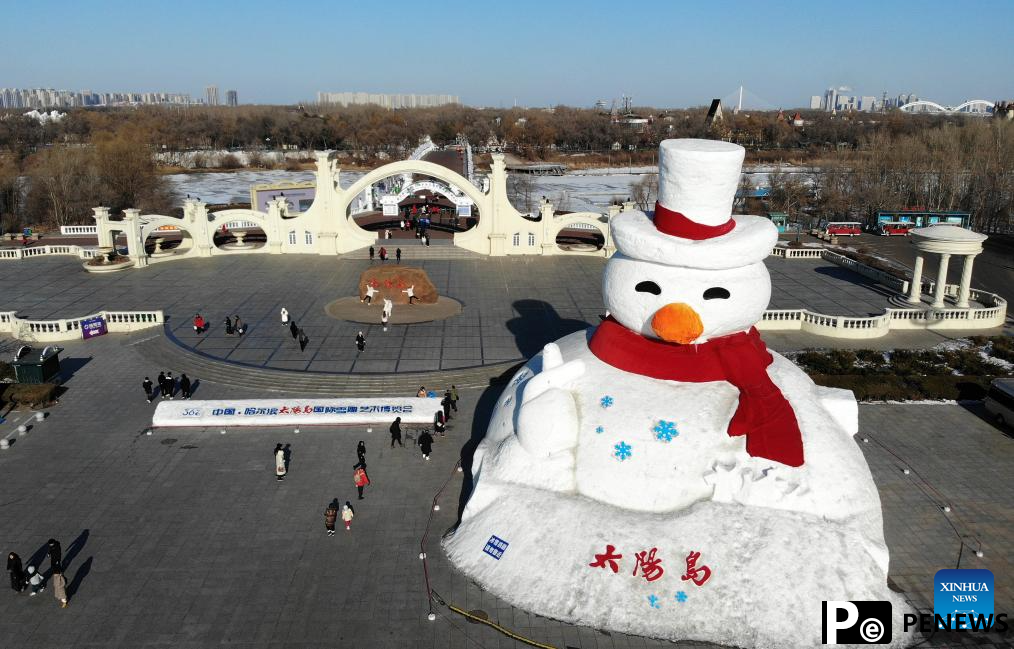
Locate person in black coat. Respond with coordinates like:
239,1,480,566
142,377,153,403
179,373,192,399
355,331,366,352
356,440,366,466
7,552,25,593
224,316,234,335
47,538,62,574
418,430,434,460
157,371,167,399
389,417,403,448
289,320,299,340
441,392,452,421
298,329,309,352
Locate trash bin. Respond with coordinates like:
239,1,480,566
11,345,63,384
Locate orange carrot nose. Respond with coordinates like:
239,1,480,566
651,303,704,344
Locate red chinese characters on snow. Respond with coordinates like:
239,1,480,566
588,545,623,573
632,548,665,582
589,545,711,587
681,550,712,586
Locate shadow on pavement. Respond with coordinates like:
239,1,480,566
58,356,93,382
62,528,90,573
506,299,591,359
67,556,93,599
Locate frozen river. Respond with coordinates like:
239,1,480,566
164,164,810,214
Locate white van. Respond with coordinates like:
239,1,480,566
984,378,1014,429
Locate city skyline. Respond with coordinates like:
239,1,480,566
2,0,1012,108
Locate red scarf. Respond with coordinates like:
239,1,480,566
588,318,804,467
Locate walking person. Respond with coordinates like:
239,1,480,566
7,552,25,593
280,307,289,325
26,566,44,596
418,429,434,461
298,328,309,352
274,443,286,481
380,312,388,330
450,385,459,413
442,391,452,421
355,331,366,353
51,568,67,608
434,416,445,437
166,372,175,400
157,371,168,399
142,376,154,403
369,246,375,263
224,315,234,335
356,440,366,466
48,538,62,574
379,246,387,262
234,315,246,336
193,313,206,334
390,416,403,447
396,248,402,263
324,500,338,537
289,320,299,340
353,462,369,500
341,502,355,531
179,373,192,400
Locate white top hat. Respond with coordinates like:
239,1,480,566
611,138,776,270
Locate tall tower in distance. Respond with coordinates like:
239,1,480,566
205,86,219,106
226,90,238,107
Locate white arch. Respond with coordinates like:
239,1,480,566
953,100,993,113
899,100,949,113
899,99,994,114
342,160,488,215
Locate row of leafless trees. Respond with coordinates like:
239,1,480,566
0,127,172,233
765,120,1014,233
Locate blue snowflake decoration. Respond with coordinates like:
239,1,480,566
600,395,614,409
653,420,679,443
614,441,632,461
675,591,688,603
503,395,512,408
648,594,661,609
595,426,605,434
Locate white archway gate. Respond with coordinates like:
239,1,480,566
93,150,629,264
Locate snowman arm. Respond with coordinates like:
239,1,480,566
515,343,585,458
815,386,858,437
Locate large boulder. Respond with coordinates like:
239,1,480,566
358,266,438,304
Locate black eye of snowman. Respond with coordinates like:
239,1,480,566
635,281,661,295
703,287,731,300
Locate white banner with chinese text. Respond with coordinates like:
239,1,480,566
153,398,441,428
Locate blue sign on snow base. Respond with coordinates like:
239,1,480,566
483,535,509,560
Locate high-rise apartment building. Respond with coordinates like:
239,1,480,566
0,87,193,108
226,90,238,106
205,86,219,106
809,95,823,110
316,92,459,109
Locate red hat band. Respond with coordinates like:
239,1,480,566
653,202,735,240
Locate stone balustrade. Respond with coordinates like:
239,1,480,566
0,310,164,342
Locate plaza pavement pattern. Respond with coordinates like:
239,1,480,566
0,254,900,375
0,331,1012,648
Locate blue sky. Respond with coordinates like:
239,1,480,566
3,0,1011,108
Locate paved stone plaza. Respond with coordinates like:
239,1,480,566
0,253,901,374
0,331,1012,648
1,253,1011,648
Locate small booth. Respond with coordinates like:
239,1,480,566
12,345,63,384
766,212,789,233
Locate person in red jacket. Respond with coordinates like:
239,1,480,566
193,313,206,334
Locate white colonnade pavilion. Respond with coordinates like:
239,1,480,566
906,225,988,309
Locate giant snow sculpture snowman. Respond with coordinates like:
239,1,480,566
444,140,915,649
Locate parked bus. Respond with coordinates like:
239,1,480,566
822,221,862,236
985,378,1014,429
879,221,916,236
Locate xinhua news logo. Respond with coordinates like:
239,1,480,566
822,601,892,644
932,568,1004,631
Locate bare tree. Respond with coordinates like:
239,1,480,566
507,172,537,214
630,173,658,211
